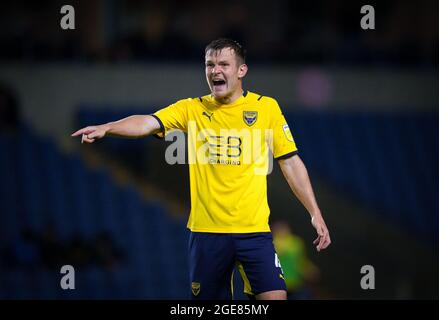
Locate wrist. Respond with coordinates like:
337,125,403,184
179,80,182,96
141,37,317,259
102,123,112,135
310,209,321,220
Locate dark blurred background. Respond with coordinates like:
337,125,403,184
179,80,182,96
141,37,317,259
0,0,438,299
1,0,439,65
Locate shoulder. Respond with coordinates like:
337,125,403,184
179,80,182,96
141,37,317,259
178,94,215,108
246,91,279,109
247,91,279,106
176,97,195,104
170,96,204,108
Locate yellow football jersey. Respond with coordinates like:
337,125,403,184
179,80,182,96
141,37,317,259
153,91,298,233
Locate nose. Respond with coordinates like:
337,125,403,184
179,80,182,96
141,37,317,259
211,66,220,75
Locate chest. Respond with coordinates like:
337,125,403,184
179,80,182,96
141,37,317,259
191,106,267,132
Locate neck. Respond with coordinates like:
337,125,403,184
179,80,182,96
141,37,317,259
214,89,244,104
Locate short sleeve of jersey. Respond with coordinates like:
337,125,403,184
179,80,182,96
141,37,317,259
153,99,189,135
269,98,298,159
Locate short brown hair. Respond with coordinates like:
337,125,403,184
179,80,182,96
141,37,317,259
205,38,246,65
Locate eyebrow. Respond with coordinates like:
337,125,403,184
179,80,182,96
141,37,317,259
205,60,230,64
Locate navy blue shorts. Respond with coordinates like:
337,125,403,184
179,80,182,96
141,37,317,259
188,232,286,300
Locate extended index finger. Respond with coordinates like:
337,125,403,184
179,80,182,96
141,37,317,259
71,127,92,137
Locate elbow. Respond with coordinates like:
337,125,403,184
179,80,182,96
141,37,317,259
278,153,300,169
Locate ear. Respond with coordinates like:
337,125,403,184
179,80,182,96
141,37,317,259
238,64,248,79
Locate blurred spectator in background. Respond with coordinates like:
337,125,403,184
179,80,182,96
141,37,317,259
0,83,20,133
3,228,41,269
38,223,64,270
65,233,94,268
272,220,320,300
1,1,438,66
1,223,126,271
92,231,124,271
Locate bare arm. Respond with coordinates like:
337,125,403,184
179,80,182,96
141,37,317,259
71,115,162,143
278,154,331,252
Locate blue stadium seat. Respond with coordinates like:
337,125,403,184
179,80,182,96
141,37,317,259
284,111,439,245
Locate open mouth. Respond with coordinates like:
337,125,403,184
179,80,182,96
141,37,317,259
212,79,226,90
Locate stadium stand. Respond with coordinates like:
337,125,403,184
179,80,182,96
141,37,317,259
0,125,190,299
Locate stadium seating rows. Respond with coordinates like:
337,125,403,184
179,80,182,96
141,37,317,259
0,126,190,299
288,112,438,242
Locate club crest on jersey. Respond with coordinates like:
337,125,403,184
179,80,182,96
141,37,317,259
191,282,200,296
243,111,258,126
